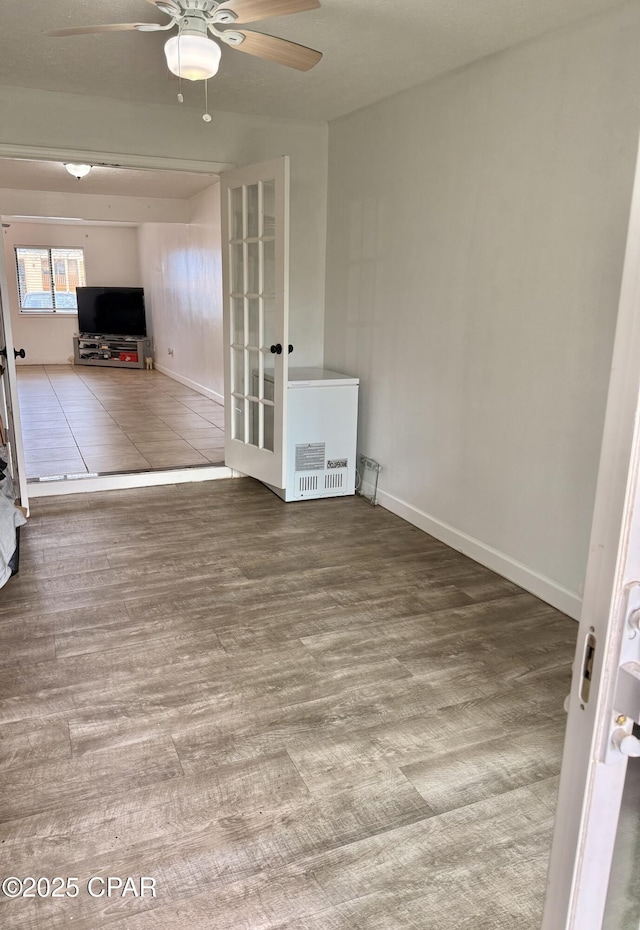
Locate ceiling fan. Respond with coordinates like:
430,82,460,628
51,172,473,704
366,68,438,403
48,0,323,118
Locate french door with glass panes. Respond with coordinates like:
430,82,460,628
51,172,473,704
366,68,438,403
221,156,289,489
0,232,28,512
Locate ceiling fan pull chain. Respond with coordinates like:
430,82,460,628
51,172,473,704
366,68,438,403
177,25,184,102
203,79,212,122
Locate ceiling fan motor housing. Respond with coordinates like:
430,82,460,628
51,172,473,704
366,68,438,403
179,13,211,37
176,0,224,15
177,4,238,36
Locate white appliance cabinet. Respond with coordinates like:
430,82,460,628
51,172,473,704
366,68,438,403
263,367,359,502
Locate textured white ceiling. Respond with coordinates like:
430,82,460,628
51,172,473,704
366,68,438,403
0,0,627,121
0,158,217,199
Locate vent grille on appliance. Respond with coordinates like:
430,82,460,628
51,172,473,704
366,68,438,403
298,475,319,494
325,472,344,490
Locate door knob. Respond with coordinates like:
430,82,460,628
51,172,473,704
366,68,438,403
14,349,25,359
270,344,283,355
288,344,294,354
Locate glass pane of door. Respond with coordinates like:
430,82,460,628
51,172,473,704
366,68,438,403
232,298,244,345
264,402,274,453
232,244,244,295
247,298,260,348
231,187,243,240
232,348,245,395
263,239,275,298
247,241,259,296
232,396,245,442
246,183,259,239
263,179,275,237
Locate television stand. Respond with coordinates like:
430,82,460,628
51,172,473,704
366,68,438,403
73,335,151,370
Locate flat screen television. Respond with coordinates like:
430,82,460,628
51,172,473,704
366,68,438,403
76,286,147,338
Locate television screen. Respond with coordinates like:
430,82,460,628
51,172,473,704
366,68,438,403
76,287,146,337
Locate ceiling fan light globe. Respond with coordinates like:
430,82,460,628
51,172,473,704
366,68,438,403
164,34,221,81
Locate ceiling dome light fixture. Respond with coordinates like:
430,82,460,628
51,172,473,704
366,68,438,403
64,163,92,180
164,33,221,81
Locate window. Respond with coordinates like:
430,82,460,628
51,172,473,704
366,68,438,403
15,247,86,313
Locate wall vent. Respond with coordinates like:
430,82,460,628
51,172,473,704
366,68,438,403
325,472,344,490
298,474,319,494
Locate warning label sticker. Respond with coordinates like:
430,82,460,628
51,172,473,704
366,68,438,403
295,443,325,471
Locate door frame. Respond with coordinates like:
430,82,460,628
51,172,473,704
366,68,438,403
0,143,237,497
0,142,233,176
542,126,640,926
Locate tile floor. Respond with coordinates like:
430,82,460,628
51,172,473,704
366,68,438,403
16,365,226,479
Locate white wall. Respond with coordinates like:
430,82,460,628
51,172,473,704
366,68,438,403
324,2,640,617
3,221,141,364
0,88,328,366
139,184,224,402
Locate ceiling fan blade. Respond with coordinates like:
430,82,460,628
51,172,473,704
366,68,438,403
47,23,154,36
215,0,320,25
228,30,322,70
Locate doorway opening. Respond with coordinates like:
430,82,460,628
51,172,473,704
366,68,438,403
0,149,235,497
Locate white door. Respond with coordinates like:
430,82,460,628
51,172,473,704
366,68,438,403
0,239,28,513
221,156,290,489
541,138,640,929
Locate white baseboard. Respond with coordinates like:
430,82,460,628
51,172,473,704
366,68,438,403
153,363,224,405
17,360,72,367
376,488,582,620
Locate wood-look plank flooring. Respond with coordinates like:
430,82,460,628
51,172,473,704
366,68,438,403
0,479,576,929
